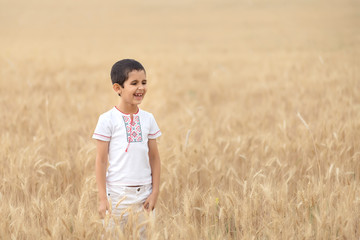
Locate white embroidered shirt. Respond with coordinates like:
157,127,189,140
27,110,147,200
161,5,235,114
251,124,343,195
92,107,161,186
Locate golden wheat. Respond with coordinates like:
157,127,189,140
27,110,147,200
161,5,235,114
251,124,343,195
0,0,359,239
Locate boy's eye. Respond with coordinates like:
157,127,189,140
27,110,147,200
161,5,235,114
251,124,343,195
142,81,147,85
131,81,138,85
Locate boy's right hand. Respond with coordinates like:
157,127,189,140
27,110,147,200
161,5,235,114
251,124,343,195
98,198,110,219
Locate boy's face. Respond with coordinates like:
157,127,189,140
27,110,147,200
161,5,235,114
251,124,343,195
115,70,147,106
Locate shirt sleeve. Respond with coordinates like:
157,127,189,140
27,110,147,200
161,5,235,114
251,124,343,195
92,115,112,141
148,113,161,139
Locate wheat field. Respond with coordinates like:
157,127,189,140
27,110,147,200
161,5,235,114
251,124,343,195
0,0,359,239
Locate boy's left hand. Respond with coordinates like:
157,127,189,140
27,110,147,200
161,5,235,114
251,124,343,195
143,192,158,212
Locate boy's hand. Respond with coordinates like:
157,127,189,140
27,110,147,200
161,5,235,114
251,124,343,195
143,192,158,212
98,198,110,218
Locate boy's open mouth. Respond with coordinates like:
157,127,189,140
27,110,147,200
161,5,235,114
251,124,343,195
134,93,143,97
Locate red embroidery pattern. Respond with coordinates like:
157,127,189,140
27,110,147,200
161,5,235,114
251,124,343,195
122,115,143,142
93,133,111,139
148,130,160,136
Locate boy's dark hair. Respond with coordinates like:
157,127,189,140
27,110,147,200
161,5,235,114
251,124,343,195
110,59,146,87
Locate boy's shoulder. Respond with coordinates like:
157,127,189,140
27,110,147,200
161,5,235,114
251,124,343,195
139,109,158,120
138,108,153,116
100,107,115,116
97,107,117,121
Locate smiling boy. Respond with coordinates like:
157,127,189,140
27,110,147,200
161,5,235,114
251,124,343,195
93,59,161,236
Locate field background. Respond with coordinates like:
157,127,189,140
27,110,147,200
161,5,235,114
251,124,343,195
1,0,359,239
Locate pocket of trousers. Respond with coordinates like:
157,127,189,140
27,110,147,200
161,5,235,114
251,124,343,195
107,189,126,208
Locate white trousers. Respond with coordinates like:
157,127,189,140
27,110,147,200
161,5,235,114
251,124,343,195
104,184,154,239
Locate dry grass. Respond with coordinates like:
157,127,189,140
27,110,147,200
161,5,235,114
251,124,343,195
0,0,359,239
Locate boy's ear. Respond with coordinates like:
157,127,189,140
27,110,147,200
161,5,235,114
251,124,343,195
113,83,122,96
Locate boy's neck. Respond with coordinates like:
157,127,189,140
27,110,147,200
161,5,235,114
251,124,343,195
116,103,139,115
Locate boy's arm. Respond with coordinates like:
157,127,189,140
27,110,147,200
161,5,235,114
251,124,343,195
95,139,110,218
144,138,161,211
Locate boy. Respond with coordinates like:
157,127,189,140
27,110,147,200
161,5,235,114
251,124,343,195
93,59,161,235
